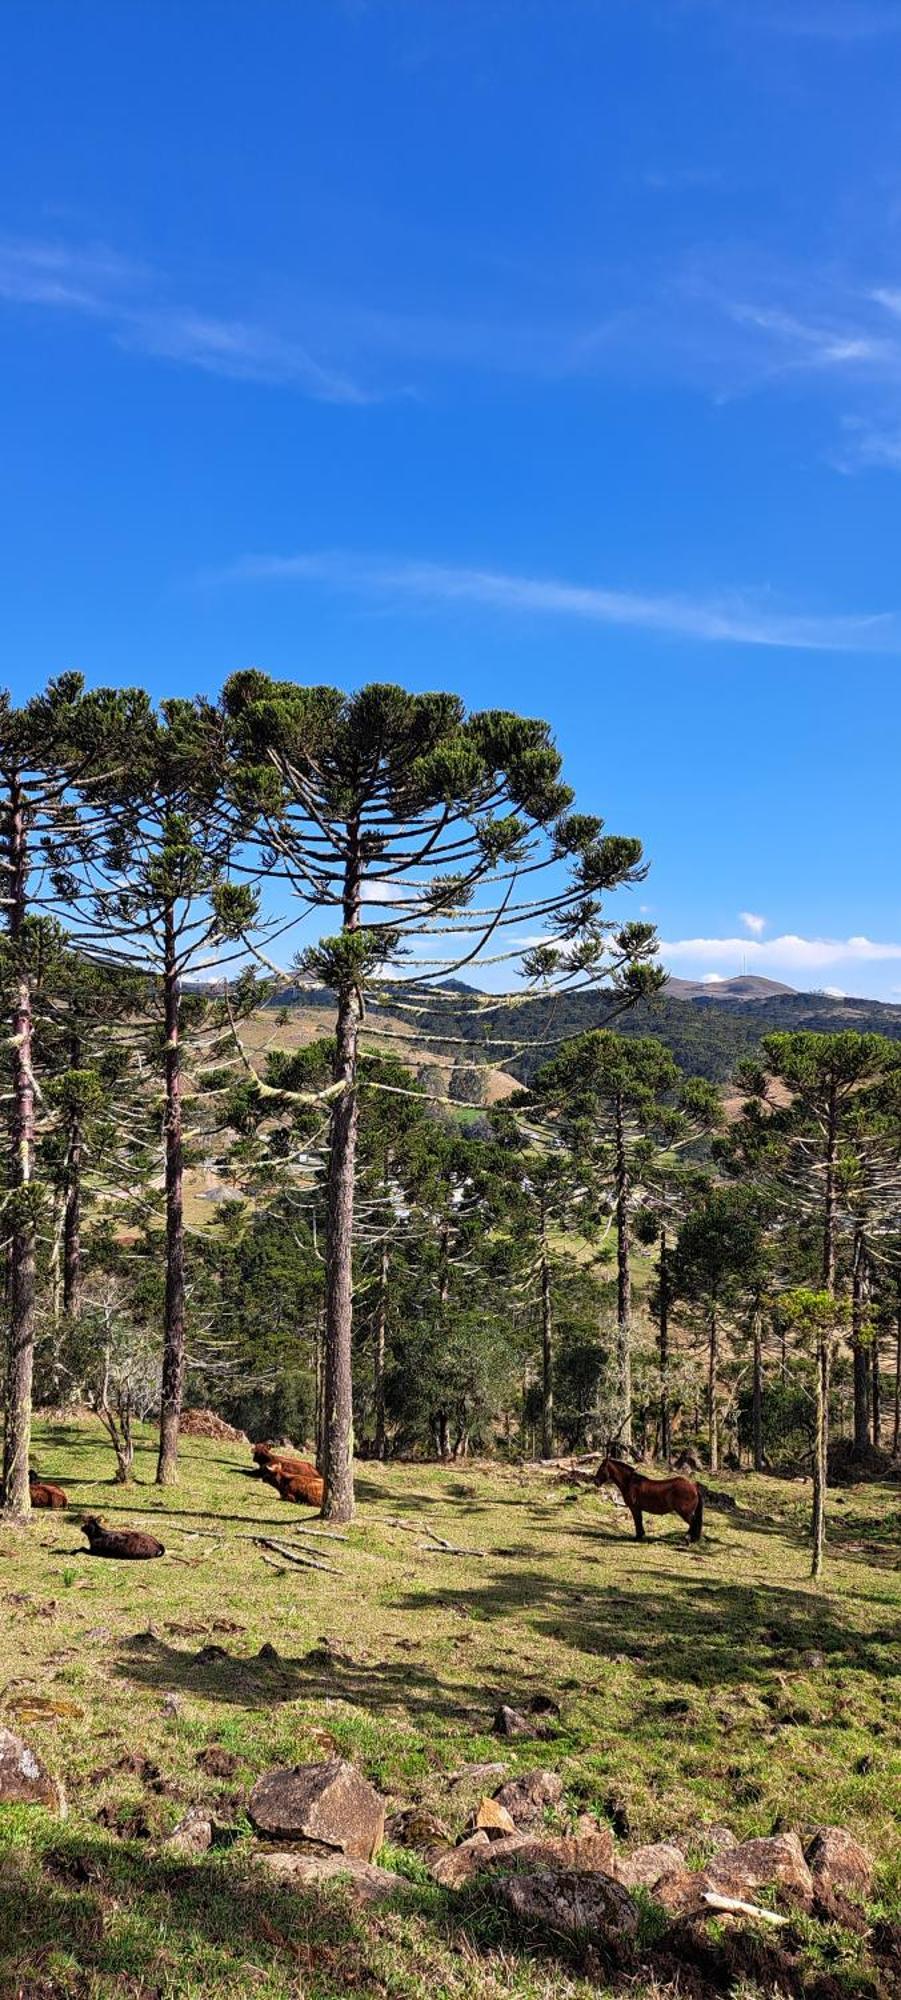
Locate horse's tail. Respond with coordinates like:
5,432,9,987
688,1492,703,1542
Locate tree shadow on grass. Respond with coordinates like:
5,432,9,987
0,1836,376,1998
112,1630,493,1721
0,1833,877,2000
392,1565,899,1689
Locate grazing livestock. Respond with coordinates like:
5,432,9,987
274,1464,324,1508
595,1456,703,1543
28,1471,68,1509
80,1515,165,1560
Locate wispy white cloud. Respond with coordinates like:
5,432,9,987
212,546,901,653
740,911,767,935
0,235,370,402
662,933,901,971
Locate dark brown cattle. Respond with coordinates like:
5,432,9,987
29,1471,68,1509
595,1456,703,1543
258,1451,316,1490
80,1515,165,1559
274,1464,324,1508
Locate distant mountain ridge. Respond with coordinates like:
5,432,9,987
268,971,901,1085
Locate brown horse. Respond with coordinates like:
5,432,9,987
595,1456,703,1543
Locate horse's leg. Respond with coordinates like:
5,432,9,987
630,1505,645,1541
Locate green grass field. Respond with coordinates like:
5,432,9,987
0,1423,898,1998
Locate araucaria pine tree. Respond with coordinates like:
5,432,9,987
225,676,657,1520
62,694,259,1485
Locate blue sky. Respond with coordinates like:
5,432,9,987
2,0,900,997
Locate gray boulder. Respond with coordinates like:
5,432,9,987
491,1868,638,1943
614,1841,687,1891
248,1758,385,1862
254,1850,411,1903
492,1769,564,1828
0,1727,66,1817
805,1826,874,1901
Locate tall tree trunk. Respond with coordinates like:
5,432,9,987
751,1302,764,1472
314,1305,325,1472
822,1085,838,1291
707,1305,719,1472
851,1225,870,1456
812,1330,830,1580
893,1313,901,1459
614,1092,632,1448
156,905,185,1485
540,1199,553,1459
62,1106,82,1319
374,1241,388,1461
3,780,35,1520
658,1224,671,1464
322,827,361,1523
871,1332,881,1450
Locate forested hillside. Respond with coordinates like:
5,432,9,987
272,975,901,1085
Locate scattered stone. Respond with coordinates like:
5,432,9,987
196,1746,239,1779
248,1759,385,1862
687,1824,737,1858
254,1850,412,1903
490,1867,638,1944
5,1694,83,1725
806,1826,874,1901
474,1796,517,1837
448,1760,507,1787
492,1769,564,1828
432,1827,617,1888
485,1830,617,1876
702,1832,814,1910
614,1841,687,1892
386,1806,450,1853
493,1703,548,1739
165,1806,213,1854
0,1726,66,1817
431,1831,491,1887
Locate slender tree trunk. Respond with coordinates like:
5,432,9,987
540,1198,553,1459
892,1313,901,1459
322,826,361,1523
707,1305,719,1473
156,905,185,1485
314,1305,326,1472
751,1302,764,1472
871,1332,881,1450
658,1224,671,1465
374,1241,388,1461
614,1092,632,1448
62,1107,82,1319
822,1087,838,1291
851,1225,870,1456
812,1330,830,1580
3,780,35,1520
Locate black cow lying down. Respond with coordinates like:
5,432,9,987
80,1515,165,1560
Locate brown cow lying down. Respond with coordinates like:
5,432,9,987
274,1464,324,1507
80,1515,165,1560
252,1438,295,1466
257,1451,315,1490
29,1470,68,1509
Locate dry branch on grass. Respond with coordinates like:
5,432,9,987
254,1536,337,1573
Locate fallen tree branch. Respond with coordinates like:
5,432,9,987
254,1536,336,1573
701,1892,789,1927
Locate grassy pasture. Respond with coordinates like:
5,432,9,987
0,1423,898,1998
